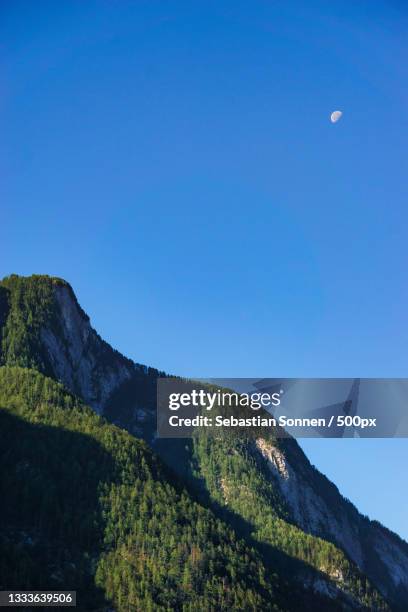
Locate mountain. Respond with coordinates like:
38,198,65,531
0,274,407,610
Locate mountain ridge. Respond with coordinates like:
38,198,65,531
0,273,406,610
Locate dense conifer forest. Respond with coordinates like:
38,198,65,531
0,367,286,610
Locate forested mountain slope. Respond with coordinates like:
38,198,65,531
0,274,406,610
0,366,292,611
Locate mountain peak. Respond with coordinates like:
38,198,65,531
0,273,136,412
1,273,88,319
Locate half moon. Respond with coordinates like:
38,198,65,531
330,110,343,123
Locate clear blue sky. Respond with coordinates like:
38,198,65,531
1,1,407,539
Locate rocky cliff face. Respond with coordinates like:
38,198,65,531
255,437,408,606
0,275,156,416
256,438,365,566
39,284,135,412
1,274,407,611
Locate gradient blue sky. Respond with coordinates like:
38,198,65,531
1,1,407,539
